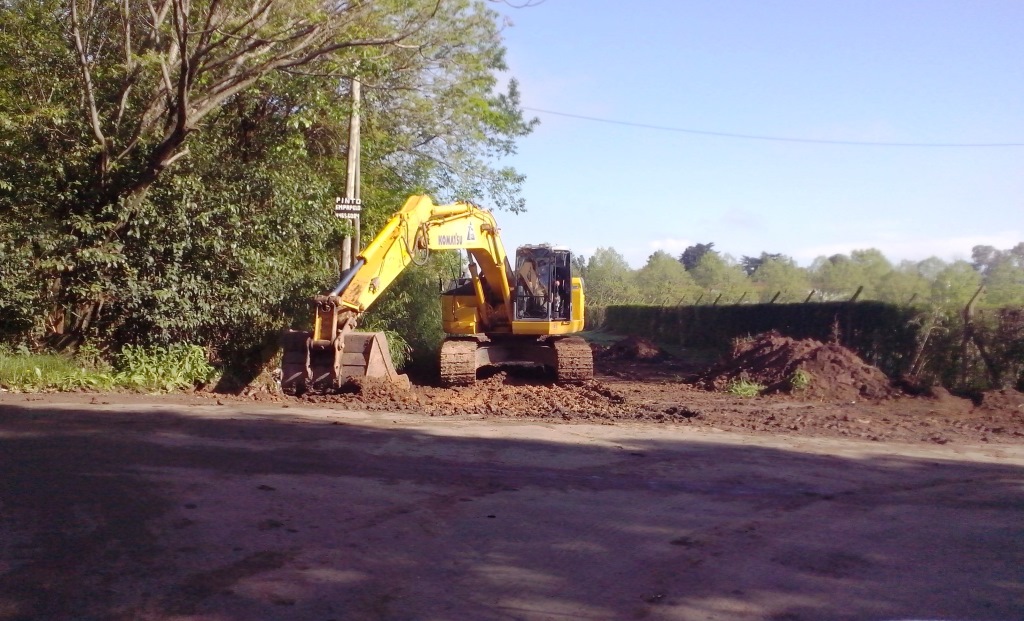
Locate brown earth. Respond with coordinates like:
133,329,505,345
273,333,1024,446
697,331,899,401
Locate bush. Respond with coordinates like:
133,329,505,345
113,344,216,392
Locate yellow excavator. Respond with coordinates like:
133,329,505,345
280,195,593,395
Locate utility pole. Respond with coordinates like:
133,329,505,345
338,78,361,271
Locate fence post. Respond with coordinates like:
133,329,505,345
849,286,864,302
736,291,748,305
769,291,781,304
712,293,723,306
804,290,816,303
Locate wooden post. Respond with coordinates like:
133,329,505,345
849,285,863,302
804,289,815,304
341,78,361,271
769,291,781,304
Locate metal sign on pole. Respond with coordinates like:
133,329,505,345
335,197,362,219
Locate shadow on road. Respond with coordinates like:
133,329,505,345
0,402,1021,621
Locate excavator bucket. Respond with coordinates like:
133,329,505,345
341,331,411,389
280,329,410,395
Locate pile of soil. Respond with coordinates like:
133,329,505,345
601,335,665,361
977,388,1024,414
698,331,899,402
303,372,699,423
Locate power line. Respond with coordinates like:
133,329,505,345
522,107,1024,148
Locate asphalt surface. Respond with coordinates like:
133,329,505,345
1,398,1022,621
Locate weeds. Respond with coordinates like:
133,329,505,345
0,353,115,391
0,343,215,392
725,378,764,398
789,369,813,391
114,344,216,392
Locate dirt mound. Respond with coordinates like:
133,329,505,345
699,331,898,402
976,388,1024,415
602,335,665,360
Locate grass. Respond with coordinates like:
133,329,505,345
0,352,115,391
0,344,215,393
789,369,813,391
725,378,765,398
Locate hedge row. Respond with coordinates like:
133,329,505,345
595,302,1024,392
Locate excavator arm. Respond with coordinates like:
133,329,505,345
283,195,515,394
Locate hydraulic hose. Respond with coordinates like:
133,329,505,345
329,258,366,296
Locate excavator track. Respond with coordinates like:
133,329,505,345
552,336,594,383
440,338,478,386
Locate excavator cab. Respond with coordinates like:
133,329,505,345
514,245,572,321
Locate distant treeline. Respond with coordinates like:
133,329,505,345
578,243,1024,310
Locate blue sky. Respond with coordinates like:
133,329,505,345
489,0,1024,268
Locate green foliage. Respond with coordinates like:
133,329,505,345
690,253,748,300
582,248,639,306
0,0,533,369
930,261,982,308
750,256,811,302
679,243,717,271
789,369,813,391
726,378,764,398
0,352,115,391
112,344,216,392
635,251,700,304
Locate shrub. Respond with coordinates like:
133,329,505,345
113,344,216,392
726,378,764,398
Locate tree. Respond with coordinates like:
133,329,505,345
915,257,949,282
984,260,1024,307
678,242,716,271
635,251,699,304
808,248,892,300
875,270,931,305
584,248,638,306
690,252,749,302
0,0,534,355
749,256,811,302
930,261,983,308
971,245,1002,274
810,254,861,300
740,252,785,276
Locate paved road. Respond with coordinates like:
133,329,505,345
1,399,1022,620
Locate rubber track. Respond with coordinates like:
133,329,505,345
439,338,478,386
553,336,594,383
